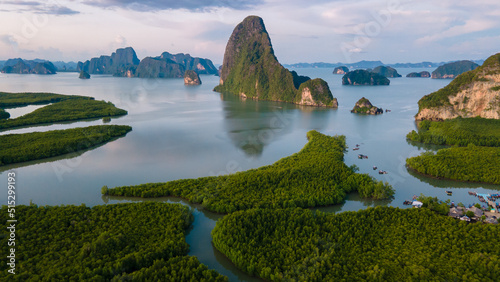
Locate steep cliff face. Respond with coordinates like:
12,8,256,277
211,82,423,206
296,79,337,107
135,57,185,78
184,70,202,85
431,60,479,79
333,66,349,74
416,53,500,120
78,47,139,76
160,52,218,75
214,15,336,107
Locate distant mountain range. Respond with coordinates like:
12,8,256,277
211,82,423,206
283,60,485,69
76,47,219,78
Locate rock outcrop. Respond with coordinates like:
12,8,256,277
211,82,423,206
342,70,390,85
79,70,90,79
77,47,139,77
184,70,202,85
351,97,383,114
372,66,401,78
431,60,479,79
407,71,430,78
135,57,185,78
214,15,336,107
296,79,338,107
1,59,56,74
159,52,218,75
333,66,349,74
416,53,500,120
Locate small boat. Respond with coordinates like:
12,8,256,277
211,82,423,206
446,190,452,196
468,191,476,196
403,200,412,205
385,109,391,112
373,166,377,170
479,197,486,202
356,144,360,147
378,170,388,174
358,154,368,159
353,147,360,151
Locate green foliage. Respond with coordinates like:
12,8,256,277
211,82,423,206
214,16,335,106
0,203,226,280
296,78,337,107
406,145,500,184
0,108,9,119
0,91,88,108
432,60,479,78
407,117,500,146
107,131,394,213
490,85,500,91
342,69,390,85
112,256,227,281
212,207,500,281
466,211,475,218
0,125,132,165
0,99,127,130
371,66,401,78
418,54,499,111
416,194,450,215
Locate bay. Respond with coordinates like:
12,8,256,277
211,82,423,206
0,69,498,281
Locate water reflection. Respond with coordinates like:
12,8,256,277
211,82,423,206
407,167,500,190
220,92,334,157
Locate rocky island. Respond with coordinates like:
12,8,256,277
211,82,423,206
416,53,500,120
371,66,401,78
79,71,90,79
1,59,56,74
184,70,201,85
135,57,184,78
78,47,218,79
77,47,139,77
431,60,479,79
342,70,390,85
333,66,349,74
351,97,383,114
407,71,431,78
214,16,337,108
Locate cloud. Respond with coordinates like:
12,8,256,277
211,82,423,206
416,19,497,44
81,0,263,11
2,1,80,15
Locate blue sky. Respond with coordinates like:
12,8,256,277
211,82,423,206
0,0,499,64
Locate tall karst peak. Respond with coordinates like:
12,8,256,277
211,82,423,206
215,15,337,108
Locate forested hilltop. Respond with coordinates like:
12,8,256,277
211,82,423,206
105,131,394,213
416,53,500,120
212,206,500,281
0,203,227,281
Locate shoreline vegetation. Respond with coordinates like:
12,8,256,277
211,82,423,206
0,91,132,167
0,125,132,166
406,117,500,184
104,131,394,213
407,117,500,146
211,206,500,281
0,98,127,130
0,203,227,281
406,146,500,185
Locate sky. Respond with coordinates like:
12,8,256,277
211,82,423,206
0,0,499,65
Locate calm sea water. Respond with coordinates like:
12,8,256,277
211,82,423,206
1,69,498,281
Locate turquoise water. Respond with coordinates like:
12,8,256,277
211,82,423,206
0,69,498,281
